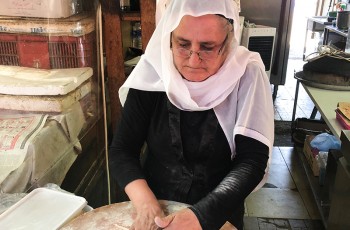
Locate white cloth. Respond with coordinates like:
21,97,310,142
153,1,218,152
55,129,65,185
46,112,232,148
120,0,274,154
0,102,86,193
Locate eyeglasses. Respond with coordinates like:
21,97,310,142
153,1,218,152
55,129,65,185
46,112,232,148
172,34,228,60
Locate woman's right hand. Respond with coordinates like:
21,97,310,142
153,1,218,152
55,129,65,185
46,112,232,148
125,179,164,230
130,199,164,230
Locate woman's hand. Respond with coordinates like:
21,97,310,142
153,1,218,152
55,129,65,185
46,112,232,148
154,208,202,230
130,199,164,230
125,179,164,230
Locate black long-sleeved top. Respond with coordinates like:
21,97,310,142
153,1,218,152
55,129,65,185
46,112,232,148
109,88,269,230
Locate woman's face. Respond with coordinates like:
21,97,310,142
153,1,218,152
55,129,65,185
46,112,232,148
171,15,230,82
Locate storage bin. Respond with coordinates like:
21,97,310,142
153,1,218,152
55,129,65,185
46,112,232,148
0,0,82,19
0,13,96,70
0,32,95,69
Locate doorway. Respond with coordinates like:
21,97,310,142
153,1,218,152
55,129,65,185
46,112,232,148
274,0,322,121
289,0,320,62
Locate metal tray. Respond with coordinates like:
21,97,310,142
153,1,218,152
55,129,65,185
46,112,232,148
295,72,350,91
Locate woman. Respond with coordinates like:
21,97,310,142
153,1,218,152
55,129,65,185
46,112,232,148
109,0,274,229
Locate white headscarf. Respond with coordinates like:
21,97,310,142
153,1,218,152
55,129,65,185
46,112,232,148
119,0,274,156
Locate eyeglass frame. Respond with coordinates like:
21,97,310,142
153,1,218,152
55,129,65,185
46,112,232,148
171,33,229,61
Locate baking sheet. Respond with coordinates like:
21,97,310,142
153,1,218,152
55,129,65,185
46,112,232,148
295,71,350,91
297,78,350,91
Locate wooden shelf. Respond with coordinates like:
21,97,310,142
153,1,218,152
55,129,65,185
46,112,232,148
121,12,141,21
297,148,330,228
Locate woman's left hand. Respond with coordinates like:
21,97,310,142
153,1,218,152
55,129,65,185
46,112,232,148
154,208,202,230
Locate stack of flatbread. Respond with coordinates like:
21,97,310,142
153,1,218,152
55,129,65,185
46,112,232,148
336,102,350,129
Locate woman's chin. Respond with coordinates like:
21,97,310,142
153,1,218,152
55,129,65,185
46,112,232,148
182,73,210,82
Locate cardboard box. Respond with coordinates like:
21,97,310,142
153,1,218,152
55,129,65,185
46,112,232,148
0,0,82,19
303,135,320,176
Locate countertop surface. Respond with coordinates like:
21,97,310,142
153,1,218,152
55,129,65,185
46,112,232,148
308,16,333,25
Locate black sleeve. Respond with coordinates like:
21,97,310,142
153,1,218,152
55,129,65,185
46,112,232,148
189,134,269,230
108,89,155,189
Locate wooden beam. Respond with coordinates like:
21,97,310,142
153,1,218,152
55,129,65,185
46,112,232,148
103,11,125,131
102,0,156,130
140,0,156,50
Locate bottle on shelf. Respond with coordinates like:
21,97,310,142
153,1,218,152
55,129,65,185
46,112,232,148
346,30,350,53
131,21,142,50
120,0,130,12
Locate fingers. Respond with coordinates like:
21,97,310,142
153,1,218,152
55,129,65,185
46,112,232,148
154,215,175,228
130,223,160,230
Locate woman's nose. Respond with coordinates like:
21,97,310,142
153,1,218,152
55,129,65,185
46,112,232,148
188,51,202,65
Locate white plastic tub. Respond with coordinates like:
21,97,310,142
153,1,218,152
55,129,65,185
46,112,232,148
0,188,87,230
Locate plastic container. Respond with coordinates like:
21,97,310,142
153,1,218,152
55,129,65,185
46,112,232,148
0,13,96,69
0,0,82,19
0,32,95,69
337,11,350,30
0,188,87,229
